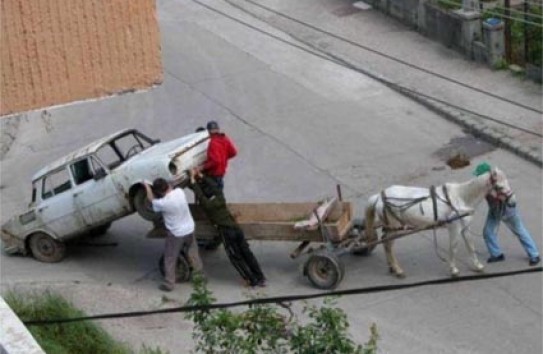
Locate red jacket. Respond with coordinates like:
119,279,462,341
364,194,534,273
203,133,237,177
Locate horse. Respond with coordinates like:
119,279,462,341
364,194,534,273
364,167,512,278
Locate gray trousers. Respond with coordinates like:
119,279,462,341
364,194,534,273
164,232,203,287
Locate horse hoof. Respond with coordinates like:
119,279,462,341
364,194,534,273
396,272,406,279
388,267,395,274
451,272,460,278
474,264,485,273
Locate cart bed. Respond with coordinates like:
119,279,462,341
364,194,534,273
190,201,353,243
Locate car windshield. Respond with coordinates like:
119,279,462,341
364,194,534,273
95,131,155,170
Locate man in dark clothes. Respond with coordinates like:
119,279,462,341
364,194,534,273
199,121,237,190
189,169,266,287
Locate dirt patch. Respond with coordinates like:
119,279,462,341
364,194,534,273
433,135,495,169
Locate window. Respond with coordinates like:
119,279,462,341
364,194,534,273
96,144,122,170
42,168,72,199
95,131,154,170
31,181,38,203
112,132,152,161
70,159,94,185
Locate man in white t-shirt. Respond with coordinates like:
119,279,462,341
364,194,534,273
145,178,203,291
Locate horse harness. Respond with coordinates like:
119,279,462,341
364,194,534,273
380,184,460,231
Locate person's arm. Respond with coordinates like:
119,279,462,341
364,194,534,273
145,183,163,212
144,183,154,202
225,136,237,159
202,141,220,172
189,170,212,208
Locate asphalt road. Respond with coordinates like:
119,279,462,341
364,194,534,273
1,0,541,353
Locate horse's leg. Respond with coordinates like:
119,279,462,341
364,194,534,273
383,234,405,278
447,224,460,277
460,219,484,272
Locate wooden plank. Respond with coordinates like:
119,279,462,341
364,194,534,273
294,198,337,231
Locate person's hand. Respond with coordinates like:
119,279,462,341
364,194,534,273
506,193,517,207
189,168,198,183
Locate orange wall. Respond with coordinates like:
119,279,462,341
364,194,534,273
1,0,163,116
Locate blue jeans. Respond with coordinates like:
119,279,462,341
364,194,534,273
483,206,539,259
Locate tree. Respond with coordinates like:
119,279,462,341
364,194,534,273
185,274,378,354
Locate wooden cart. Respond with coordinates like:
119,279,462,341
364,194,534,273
151,197,373,290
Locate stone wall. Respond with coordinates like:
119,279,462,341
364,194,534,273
0,0,163,116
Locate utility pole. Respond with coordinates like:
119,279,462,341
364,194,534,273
504,0,512,62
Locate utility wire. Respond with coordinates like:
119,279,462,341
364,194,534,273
195,0,542,137
236,0,543,114
489,5,543,20
23,267,543,326
484,10,543,25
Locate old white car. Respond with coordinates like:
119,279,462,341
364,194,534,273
1,128,209,262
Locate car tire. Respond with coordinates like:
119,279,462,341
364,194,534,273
133,187,161,222
29,232,66,263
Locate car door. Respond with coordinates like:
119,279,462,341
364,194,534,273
70,156,129,227
38,167,86,238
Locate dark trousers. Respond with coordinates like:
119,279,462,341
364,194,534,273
219,226,265,285
210,176,224,190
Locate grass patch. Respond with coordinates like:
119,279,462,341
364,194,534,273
4,291,167,354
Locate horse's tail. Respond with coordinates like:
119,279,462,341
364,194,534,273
364,195,379,242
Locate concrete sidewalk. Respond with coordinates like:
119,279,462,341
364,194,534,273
225,0,542,164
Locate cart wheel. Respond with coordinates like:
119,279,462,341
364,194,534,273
304,251,345,290
158,254,192,283
29,232,66,263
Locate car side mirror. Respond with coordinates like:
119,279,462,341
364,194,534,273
93,168,107,180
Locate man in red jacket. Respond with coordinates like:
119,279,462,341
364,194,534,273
200,121,237,189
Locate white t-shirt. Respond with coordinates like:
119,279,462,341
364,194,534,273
152,188,195,237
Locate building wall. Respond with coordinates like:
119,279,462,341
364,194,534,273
1,0,163,116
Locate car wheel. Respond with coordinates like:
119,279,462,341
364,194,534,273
133,188,161,222
29,232,66,263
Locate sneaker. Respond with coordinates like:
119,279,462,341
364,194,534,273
256,279,267,288
487,254,505,263
529,256,540,266
159,283,174,292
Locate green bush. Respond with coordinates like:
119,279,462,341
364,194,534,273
5,291,168,354
185,274,379,354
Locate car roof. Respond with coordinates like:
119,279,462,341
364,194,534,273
32,128,141,182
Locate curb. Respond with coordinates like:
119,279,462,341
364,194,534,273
395,87,543,168
299,38,543,168
0,296,45,354
224,0,542,168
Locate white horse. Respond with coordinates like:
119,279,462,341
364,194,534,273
364,167,512,278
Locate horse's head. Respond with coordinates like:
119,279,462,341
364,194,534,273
487,167,513,200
